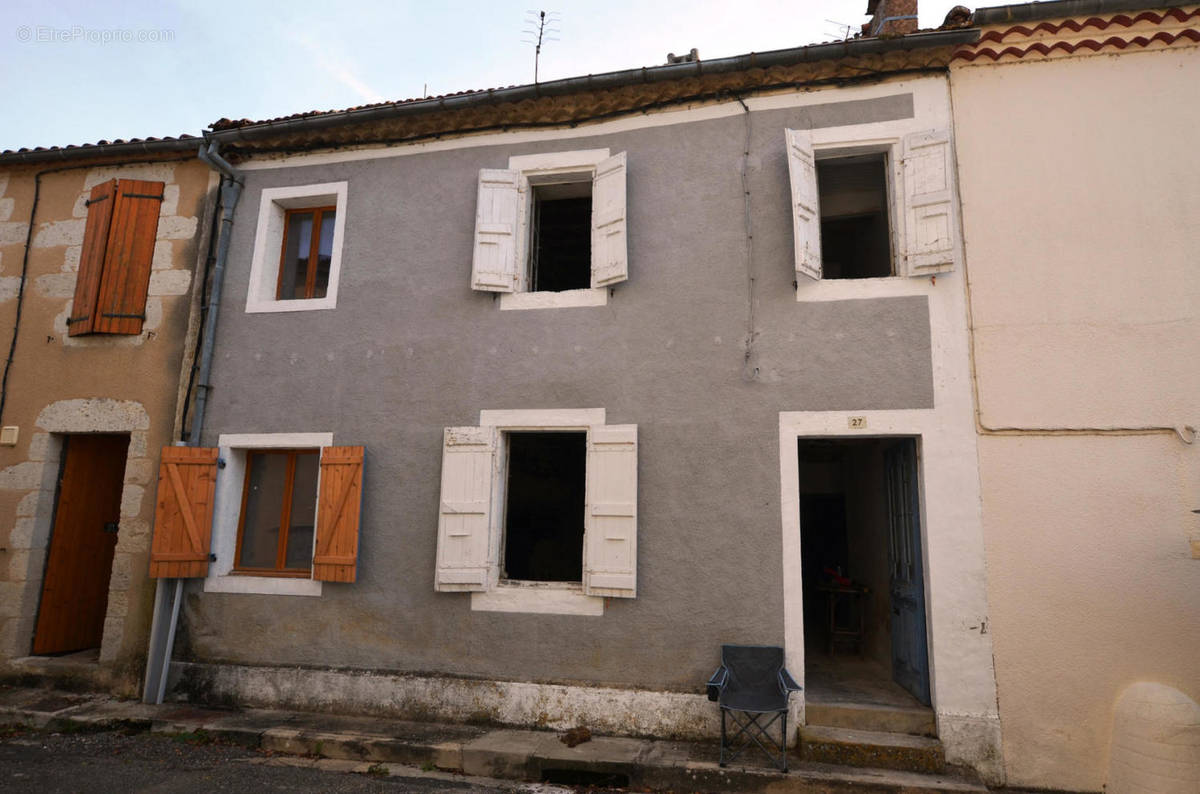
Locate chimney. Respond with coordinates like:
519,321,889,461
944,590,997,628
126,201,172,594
864,0,918,36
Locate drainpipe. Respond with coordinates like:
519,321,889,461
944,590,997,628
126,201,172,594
142,140,243,705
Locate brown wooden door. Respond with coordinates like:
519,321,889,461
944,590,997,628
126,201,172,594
33,434,129,655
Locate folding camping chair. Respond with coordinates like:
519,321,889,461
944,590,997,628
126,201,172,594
707,644,801,771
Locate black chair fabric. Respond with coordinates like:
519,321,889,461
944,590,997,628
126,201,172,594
707,644,801,771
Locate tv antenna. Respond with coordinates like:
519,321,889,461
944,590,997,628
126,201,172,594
523,10,560,83
824,19,856,41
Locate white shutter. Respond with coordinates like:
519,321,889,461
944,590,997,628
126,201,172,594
435,426,497,591
902,129,959,275
583,424,637,598
471,169,521,292
785,129,821,281
590,152,628,288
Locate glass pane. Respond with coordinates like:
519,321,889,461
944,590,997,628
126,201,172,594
279,212,314,300
285,453,319,570
238,453,289,568
312,210,335,299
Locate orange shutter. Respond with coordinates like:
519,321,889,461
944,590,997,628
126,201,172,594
313,445,364,583
94,179,164,335
149,446,218,578
68,180,117,336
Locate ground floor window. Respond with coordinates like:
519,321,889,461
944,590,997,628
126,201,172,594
502,431,586,582
234,449,319,576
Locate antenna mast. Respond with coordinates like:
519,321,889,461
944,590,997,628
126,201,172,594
523,10,560,83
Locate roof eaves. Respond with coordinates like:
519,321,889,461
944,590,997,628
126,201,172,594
0,135,200,167
973,0,1180,25
208,27,981,144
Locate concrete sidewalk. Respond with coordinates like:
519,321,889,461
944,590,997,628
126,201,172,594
0,685,987,793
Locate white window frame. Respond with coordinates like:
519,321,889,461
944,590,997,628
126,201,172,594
203,432,333,596
478,409,603,614
789,123,962,302
434,408,639,616
246,182,348,314
472,149,626,311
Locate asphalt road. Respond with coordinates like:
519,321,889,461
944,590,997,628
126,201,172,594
0,725,587,794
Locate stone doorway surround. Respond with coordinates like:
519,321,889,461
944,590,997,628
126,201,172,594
1,399,152,665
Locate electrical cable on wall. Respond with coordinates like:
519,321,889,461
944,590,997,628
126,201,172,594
736,94,759,382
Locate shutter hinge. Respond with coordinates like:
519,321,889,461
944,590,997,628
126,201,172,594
100,313,146,320
66,315,89,324
85,195,110,206
123,193,165,201
208,553,217,562
217,458,226,469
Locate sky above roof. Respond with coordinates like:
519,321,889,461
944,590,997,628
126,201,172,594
1,0,964,151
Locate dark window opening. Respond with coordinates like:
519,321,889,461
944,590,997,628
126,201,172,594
817,155,892,279
530,182,591,292
503,432,586,582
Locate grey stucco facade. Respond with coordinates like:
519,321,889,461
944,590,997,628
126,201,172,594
180,86,933,690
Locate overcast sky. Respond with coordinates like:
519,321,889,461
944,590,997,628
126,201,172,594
1,0,964,151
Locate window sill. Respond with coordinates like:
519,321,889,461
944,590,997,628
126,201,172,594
499,287,607,311
470,582,604,616
794,274,940,303
203,571,322,597
245,296,338,314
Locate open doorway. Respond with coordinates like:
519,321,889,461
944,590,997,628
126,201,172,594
798,437,931,711
32,434,129,656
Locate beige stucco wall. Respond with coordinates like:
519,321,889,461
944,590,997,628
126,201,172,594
951,41,1200,791
0,157,213,693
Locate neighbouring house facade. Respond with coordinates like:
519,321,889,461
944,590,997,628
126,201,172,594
0,140,215,693
143,20,1006,783
949,2,1200,790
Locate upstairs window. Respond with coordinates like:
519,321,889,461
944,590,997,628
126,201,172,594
471,149,628,310
278,207,336,300
246,182,348,314
69,178,164,336
786,128,961,283
816,154,892,279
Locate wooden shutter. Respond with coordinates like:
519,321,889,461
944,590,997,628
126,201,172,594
312,445,364,582
68,180,117,336
435,426,497,591
149,446,218,578
785,129,822,281
583,424,637,598
93,179,164,334
590,151,628,287
902,129,959,276
471,169,521,292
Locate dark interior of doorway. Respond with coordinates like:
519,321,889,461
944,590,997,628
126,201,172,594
798,437,931,710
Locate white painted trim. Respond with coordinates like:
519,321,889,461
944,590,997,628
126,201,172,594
479,408,605,428
508,149,609,172
499,287,607,310
795,274,935,302
778,258,1002,777
203,431,333,597
234,79,945,171
470,583,604,616
245,182,348,314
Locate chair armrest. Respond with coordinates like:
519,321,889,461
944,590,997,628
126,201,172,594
706,666,728,702
779,668,801,693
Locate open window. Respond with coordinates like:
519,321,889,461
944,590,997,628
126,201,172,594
471,150,628,309
786,128,960,283
434,410,637,613
69,178,164,336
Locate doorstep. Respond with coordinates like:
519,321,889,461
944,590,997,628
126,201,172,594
0,684,987,794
